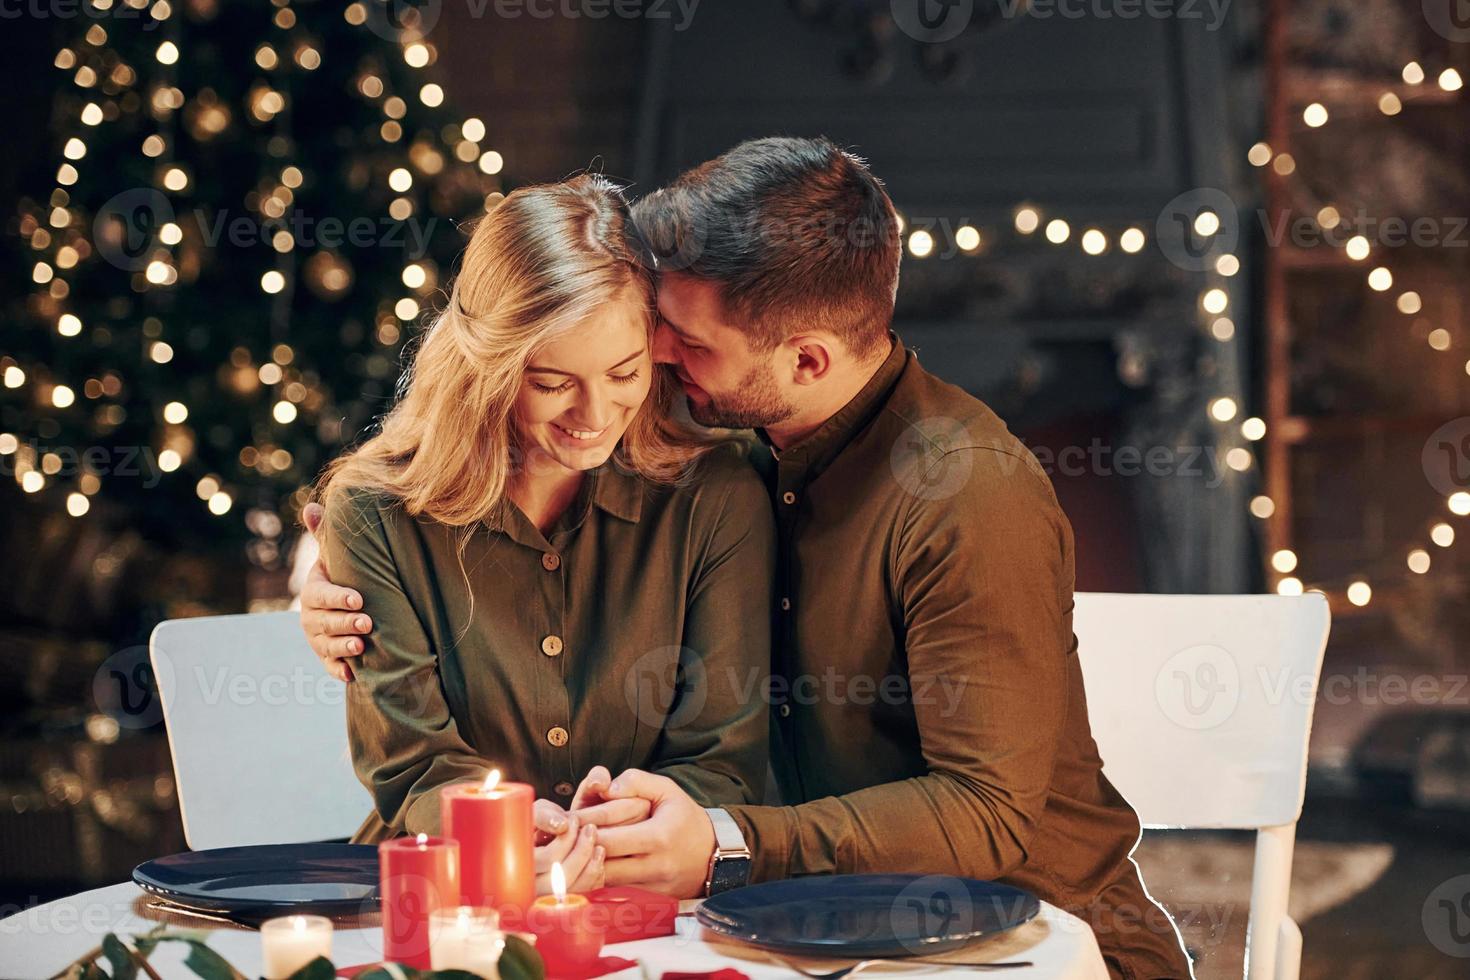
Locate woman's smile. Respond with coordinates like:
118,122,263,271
551,421,612,443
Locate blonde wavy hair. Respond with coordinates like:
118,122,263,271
314,174,712,528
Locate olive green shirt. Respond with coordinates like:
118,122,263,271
725,340,1189,979
323,446,773,843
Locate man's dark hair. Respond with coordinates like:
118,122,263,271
631,136,901,359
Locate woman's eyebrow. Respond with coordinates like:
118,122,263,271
526,347,646,376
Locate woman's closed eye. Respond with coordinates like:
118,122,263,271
530,369,641,395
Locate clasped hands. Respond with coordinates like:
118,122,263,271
529,765,715,901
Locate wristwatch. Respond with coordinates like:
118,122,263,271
703,808,752,896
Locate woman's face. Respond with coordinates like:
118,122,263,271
513,287,654,477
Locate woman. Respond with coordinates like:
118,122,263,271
314,175,772,894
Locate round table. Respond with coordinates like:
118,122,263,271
0,883,1109,980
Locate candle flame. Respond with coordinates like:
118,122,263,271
551,860,567,904
293,917,306,933
416,832,428,847
482,769,501,793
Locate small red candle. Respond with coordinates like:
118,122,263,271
441,771,535,923
527,862,605,978
378,833,460,969
587,886,679,942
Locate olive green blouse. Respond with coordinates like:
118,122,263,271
322,445,774,843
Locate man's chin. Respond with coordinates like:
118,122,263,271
675,388,723,429
686,396,785,431
686,400,741,430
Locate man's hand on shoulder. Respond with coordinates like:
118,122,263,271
300,501,371,683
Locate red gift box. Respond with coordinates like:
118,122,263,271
587,886,681,943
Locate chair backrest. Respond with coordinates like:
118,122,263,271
150,611,372,850
1073,592,1331,830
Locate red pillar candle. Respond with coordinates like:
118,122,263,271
441,770,535,923
378,833,461,969
527,863,605,978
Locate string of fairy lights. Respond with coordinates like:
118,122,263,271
3,0,505,554
894,204,1258,575
893,59,1467,607
1247,58,1468,607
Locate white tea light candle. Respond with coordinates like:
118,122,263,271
430,905,505,979
260,914,332,979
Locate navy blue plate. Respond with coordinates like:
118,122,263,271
696,874,1039,957
133,843,379,921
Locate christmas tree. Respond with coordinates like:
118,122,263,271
5,0,504,573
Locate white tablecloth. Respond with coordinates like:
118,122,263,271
0,882,1108,980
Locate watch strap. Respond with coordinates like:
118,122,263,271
703,808,752,896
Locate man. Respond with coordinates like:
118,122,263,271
301,138,1192,979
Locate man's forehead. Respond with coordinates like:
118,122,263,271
656,274,718,324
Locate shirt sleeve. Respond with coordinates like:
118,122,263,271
651,456,774,808
322,488,494,836
722,447,1073,880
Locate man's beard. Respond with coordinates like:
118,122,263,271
686,361,796,431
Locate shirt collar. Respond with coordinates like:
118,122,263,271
760,334,908,481
483,458,643,544
591,458,644,523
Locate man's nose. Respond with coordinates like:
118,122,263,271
651,321,678,366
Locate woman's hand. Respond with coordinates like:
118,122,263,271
569,765,652,828
533,798,604,894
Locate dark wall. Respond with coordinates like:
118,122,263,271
435,1,646,183
638,4,1219,218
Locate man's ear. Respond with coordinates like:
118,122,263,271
787,335,834,386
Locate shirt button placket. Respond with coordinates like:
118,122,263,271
539,543,572,793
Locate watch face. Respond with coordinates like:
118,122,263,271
710,856,751,895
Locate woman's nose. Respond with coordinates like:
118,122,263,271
573,386,614,429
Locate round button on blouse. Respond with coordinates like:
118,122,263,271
554,781,574,797
547,726,569,747
541,635,564,657
781,491,797,505
541,553,560,571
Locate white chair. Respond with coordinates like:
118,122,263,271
1073,592,1331,980
150,611,372,850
